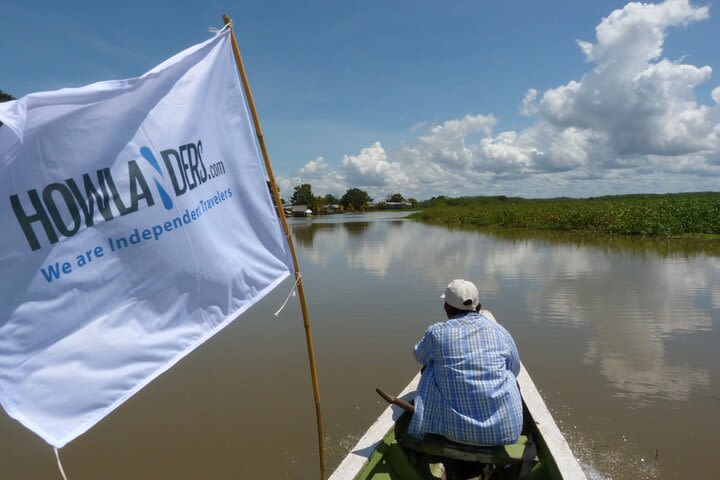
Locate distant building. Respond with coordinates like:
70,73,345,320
322,204,341,214
386,201,412,209
291,205,312,217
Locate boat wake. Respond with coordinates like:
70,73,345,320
565,430,660,480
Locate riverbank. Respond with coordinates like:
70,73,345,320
410,192,720,237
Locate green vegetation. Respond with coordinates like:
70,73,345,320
477,226,720,259
322,193,340,205
290,183,316,207
288,183,374,212
340,188,373,211
412,192,720,237
282,181,420,214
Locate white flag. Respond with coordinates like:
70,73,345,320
0,30,293,448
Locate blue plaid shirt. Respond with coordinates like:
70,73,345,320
408,310,523,445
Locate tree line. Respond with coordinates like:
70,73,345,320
287,183,417,212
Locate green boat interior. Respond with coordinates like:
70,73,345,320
354,410,556,480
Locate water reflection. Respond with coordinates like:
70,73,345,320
461,225,720,259
292,222,336,248
291,216,715,405
343,221,370,236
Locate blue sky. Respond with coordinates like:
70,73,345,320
2,0,719,199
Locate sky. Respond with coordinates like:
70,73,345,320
1,0,719,200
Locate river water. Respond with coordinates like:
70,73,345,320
1,211,717,479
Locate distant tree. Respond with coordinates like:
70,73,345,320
386,193,405,203
340,188,373,210
323,193,340,205
408,198,418,207
290,183,316,206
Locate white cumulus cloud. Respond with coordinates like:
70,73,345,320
520,89,539,116
537,0,719,160
341,142,408,188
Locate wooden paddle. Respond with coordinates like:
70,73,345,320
376,387,415,413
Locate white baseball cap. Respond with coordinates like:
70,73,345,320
441,279,480,311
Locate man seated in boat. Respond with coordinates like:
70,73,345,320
408,279,523,446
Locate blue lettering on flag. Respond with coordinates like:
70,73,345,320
139,147,174,210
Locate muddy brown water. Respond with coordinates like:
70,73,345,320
1,211,717,479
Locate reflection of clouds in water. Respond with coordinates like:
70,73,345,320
343,223,504,297
485,241,598,282
344,226,415,278
300,217,715,404
299,220,480,279
584,344,709,404
709,259,720,310
650,259,715,335
293,224,344,268
515,247,713,403
526,256,713,332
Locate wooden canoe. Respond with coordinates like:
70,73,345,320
330,316,587,479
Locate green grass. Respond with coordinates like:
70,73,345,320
411,192,720,237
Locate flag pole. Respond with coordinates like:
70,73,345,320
222,15,326,479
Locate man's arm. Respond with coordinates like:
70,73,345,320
413,326,436,366
506,333,521,377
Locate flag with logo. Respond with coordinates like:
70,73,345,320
0,29,294,448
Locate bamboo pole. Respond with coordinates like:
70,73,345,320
222,15,326,479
